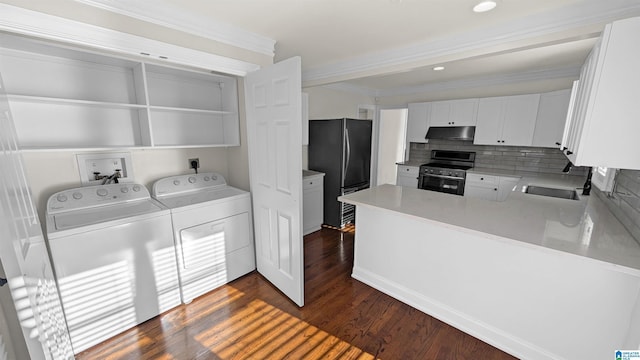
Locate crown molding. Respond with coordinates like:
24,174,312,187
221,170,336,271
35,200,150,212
74,0,276,57
0,4,260,76
302,0,640,87
325,65,580,98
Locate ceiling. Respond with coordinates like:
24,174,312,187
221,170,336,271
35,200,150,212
77,0,640,98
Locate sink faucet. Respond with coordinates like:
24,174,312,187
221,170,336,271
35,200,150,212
101,169,122,185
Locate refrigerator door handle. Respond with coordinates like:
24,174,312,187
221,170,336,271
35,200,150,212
344,127,351,181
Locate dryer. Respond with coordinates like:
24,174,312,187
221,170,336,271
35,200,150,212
45,183,181,353
152,172,255,303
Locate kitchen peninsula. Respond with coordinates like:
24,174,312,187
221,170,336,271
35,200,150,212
339,180,640,360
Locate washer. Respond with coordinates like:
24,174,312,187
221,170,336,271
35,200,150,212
152,172,255,303
45,183,181,354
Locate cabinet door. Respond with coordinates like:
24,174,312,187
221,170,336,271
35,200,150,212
429,101,451,126
464,184,498,201
449,99,478,126
474,97,504,145
430,99,478,127
406,103,430,143
497,176,519,201
533,89,571,147
303,178,323,235
502,94,539,146
396,165,419,188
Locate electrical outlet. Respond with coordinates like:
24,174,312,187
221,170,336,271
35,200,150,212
189,158,200,170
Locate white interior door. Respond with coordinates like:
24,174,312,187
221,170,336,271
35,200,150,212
0,74,74,359
244,57,304,307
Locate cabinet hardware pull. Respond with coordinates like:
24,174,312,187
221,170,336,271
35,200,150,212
555,142,561,146
566,151,573,155
0,278,6,287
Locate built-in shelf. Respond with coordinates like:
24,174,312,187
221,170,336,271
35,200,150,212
0,32,240,151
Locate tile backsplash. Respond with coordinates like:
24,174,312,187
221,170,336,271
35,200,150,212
408,140,589,176
595,170,640,244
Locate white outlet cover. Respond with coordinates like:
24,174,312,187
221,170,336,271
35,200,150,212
76,152,134,185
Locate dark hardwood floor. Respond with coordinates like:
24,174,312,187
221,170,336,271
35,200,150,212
76,228,517,360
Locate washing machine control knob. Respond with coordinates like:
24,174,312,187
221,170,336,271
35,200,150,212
188,176,196,184
173,180,181,186
120,187,129,193
72,192,82,200
204,176,210,181
56,194,68,202
96,189,108,197
132,185,141,192
212,175,218,180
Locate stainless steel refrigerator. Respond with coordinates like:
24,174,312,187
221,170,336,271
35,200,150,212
308,118,372,227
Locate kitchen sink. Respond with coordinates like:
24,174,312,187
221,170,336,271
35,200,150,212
523,185,580,200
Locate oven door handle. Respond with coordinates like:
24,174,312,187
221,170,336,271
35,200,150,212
420,173,464,181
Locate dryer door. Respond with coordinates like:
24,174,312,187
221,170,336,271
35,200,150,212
178,211,254,302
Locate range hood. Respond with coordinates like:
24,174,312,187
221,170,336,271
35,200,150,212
425,126,475,141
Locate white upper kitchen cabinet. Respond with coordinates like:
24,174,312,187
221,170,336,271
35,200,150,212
561,17,640,169
429,99,478,127
474,94,540,146
406,102,430,144
532,89,571,148
0,33,240,150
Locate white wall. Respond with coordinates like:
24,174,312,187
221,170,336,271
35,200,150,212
227,80,251,191
304,86,374,120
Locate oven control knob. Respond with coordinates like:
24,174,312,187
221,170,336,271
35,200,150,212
96,188,108,197
72,192,82,200
56,194,68,202
188,176,197,184
132,185,141,192
204,176,210,181
121,187,129,193
449,172,453,176
173,180,181,186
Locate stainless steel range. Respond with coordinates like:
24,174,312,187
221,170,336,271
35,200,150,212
418,150,475,195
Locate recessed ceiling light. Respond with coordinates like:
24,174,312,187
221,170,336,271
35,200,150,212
433,66,445,71
473,1,497,13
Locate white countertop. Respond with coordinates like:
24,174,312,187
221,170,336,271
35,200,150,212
339,176,640,274
303,169,325,178
395,161,423,167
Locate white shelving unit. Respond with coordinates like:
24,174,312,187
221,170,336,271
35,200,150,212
0,33,240,151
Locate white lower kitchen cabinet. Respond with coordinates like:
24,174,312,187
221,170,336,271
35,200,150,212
303,170,324,235
561,16,640,169
396,165,419,188
474,94,540,146
465,173,520,201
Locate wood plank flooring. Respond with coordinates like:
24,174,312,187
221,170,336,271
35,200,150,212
76,228,517,360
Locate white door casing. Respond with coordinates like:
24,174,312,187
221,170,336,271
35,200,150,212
0,73,74,359
244,57,304,307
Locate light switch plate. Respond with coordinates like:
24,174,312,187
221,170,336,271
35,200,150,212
76,152,134,185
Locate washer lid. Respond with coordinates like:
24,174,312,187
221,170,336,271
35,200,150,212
53,200,164,231
157,186,248,209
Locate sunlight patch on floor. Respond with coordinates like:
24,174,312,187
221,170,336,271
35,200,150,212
195,298,377,359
